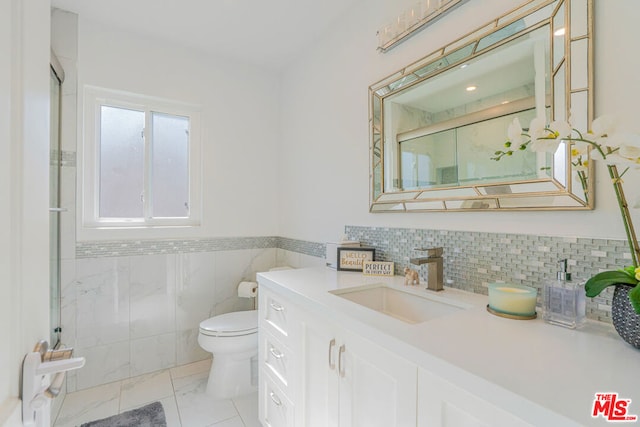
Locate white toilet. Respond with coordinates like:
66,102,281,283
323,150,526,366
198,309,259,399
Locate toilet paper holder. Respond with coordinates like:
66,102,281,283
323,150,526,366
238,281,258,298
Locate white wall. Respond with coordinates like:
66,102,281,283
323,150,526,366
0,0,51,424
76,18,281,241
278,0,640,243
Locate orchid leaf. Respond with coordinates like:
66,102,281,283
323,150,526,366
585,270,638,298
623,265,636,276
629,284,640,315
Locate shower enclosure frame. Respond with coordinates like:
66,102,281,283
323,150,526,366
50,51,65,348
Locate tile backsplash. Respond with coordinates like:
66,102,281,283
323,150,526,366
345,225,627,323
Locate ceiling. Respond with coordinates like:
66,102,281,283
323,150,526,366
51,0,360,70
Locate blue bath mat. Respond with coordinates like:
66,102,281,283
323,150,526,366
80,401,166,427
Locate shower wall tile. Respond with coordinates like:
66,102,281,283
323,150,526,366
65,371,77,393
299,252,327,268
274,248,326,269
67,239,320,390
75,340,130,390
59,166,76,261
176,252,217,334
213,249,261,316
129,254,177,339
215,250,253,301
275,249,301,268
75,257,130,348
60,94,78,155
60,259,77,348
213,295,254,317
249,248,278,280
176,329,209,366
130,332,176,376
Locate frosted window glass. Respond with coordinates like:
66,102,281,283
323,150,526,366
99,106,144,218
151,112,189,218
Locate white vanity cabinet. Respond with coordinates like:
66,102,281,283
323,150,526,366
417,369,532,427
257,268,638,427
297,307,417,427
258,286,417,427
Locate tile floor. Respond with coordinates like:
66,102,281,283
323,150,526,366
53,359,260,427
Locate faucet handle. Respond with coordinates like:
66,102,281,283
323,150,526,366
413,247,443,257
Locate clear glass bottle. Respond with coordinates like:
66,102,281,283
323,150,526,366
543,259,586,328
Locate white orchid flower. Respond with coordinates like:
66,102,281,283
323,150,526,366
582,115,617,150
549,120,572,139
507,117,524,145
570,140,589,158
591,114,616,137
528,117,546,137
529,117,561,153
600,131,625,150
605,133,640,167
531,137,562,153
570,140,590,171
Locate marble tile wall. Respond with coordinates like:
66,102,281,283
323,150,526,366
62,246,325,392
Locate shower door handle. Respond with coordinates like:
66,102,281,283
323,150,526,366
49,208,68,212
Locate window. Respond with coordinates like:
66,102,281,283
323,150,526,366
83,87,201,228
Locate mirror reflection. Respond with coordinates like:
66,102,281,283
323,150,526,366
389,26,549,192
369,0,593,212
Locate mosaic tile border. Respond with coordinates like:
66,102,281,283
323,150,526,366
76,236,278,258
345,225,630,323
76,236,325,259
277,237,326,258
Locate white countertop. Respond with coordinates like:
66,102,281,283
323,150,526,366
257,267,640,427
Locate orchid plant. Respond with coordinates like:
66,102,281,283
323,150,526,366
493,115,640,314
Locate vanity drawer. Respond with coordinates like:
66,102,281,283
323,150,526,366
260,370,294,427
262,290,291,338
261,331,293,391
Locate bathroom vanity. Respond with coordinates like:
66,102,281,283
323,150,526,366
257,267,640,427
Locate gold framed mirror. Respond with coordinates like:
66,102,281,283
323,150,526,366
369,0,593,212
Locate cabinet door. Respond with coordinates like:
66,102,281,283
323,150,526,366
417,369,531,427
297,311,341,427
339,329,417,427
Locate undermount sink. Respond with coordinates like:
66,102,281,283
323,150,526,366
330,283,468,324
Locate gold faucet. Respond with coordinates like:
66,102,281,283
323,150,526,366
410,247,444,292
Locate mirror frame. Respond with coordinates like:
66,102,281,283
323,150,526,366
369,0,593,212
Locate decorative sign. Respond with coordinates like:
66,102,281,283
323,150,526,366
337,247,375,272
362,261,394,277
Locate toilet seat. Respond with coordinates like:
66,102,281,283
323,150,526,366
199,310,258,337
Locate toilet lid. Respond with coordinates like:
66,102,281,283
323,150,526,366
199,310,258,337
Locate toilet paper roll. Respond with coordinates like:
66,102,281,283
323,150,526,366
238,281,258,298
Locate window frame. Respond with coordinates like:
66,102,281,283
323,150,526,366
82,86,202,229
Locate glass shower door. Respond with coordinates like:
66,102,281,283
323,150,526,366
50,66,62,347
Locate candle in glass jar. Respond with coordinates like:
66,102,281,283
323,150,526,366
488,283,537,315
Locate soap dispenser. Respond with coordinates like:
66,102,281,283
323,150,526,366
543,259,586,328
